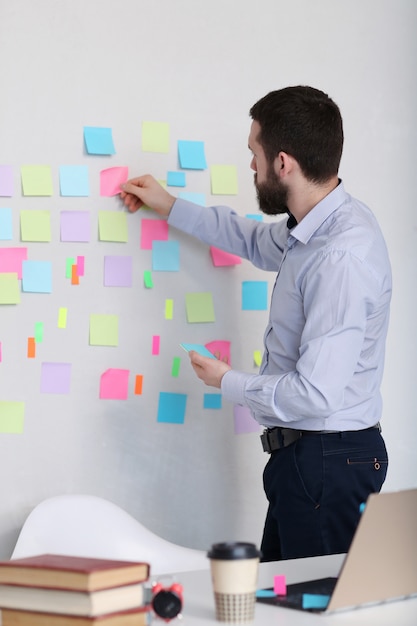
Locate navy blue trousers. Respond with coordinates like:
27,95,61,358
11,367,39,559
260,429,388,561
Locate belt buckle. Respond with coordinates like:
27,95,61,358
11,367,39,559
260,428,284,453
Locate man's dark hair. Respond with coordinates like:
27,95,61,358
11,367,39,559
249,86,344,183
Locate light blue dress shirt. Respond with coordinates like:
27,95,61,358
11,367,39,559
168,182,392,431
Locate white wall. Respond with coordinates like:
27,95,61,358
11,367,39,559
0,0,415,559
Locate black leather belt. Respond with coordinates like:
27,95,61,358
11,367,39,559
260,423,381,454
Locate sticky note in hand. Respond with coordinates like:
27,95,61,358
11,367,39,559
180,343,216,359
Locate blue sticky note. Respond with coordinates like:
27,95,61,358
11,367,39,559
179,191,206,206
22,260,52,293
242,281,268,310
167,171,186,187
59,165,90,196
0,208,13,240
203,393,222,409
245,213,263,221
256,589,277,598
302,594,330,609
157,392,187,424
181,343,216,359
178,140,207,170
152,240,180,271
84,126,115,155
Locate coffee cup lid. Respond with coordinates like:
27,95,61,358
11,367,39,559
207,541,261,560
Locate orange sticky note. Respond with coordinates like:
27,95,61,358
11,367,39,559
134,375,143,395
27,337,36,358
71,264,79,285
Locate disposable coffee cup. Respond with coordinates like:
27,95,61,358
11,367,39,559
207,542,261,622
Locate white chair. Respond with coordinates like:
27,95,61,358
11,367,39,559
11,494,208,576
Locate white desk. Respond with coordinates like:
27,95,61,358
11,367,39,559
178,553,417,625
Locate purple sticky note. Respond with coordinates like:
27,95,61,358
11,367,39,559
99,369,130,400
0,165,14,196
104,255,132,287
233,404,261,434
60,211,91,242
40,362,71,394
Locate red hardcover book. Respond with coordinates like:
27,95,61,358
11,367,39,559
0,555,150,592
0,606,150,626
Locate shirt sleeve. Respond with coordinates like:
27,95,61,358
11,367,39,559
168,197,287,271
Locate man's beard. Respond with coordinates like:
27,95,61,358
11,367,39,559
255,171,289,216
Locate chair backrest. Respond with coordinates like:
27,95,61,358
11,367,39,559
11,494,208,576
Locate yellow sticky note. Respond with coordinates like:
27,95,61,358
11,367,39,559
98,211,128,242
58,307,67,329
89,314,119,346
142,121,170,153
0,401,25,433
0,273,20,304
254,350,262,367
21,165,53,196
165,298,173,320
210,165,238,195
20,210,51,242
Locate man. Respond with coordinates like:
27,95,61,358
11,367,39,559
121,86,391,561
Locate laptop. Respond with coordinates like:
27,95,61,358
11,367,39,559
256,488,417,613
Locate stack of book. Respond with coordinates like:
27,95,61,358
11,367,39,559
0,554,151,625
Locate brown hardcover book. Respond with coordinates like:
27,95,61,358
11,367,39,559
0,555,150,592
0,607,150,626
0,582,145,616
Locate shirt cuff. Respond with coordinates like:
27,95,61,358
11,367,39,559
168,198,203,235
221,370,252,406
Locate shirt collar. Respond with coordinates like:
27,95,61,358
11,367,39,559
288,180,347,245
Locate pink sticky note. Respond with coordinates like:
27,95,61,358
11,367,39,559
0,247,28,278
205,340,231,365
210,246,242,267
100,368,130,400
141,219,168,250
77,256,85,277
100,166,129,196
274,575,287,595
233,404,261,434
152,335,160,355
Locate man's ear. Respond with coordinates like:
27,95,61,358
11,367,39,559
273,151,293,177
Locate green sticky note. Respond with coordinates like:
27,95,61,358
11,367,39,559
98,211,128,242
171,357,181,377
66,258,75,278
142,121,170,153
144,270,153,288
210,164,238,195
21,165,53,196
20,210,51,242
185,292,215,323
89,314,119,346
0,401,25,433
34,322,44,343
0,273,20,304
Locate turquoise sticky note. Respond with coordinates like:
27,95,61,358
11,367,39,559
59,165,90,196
180,343,216,358
167,171,186,187
256,589,276,598
157,392,187,424
246,213,263,221
203,393,222,409
22,260,52,293
179,191,206,206
178,140,207,170
84,126,115,155
152,240,180,271
0,208,13,240
302,594,330,609
242,281,268,310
